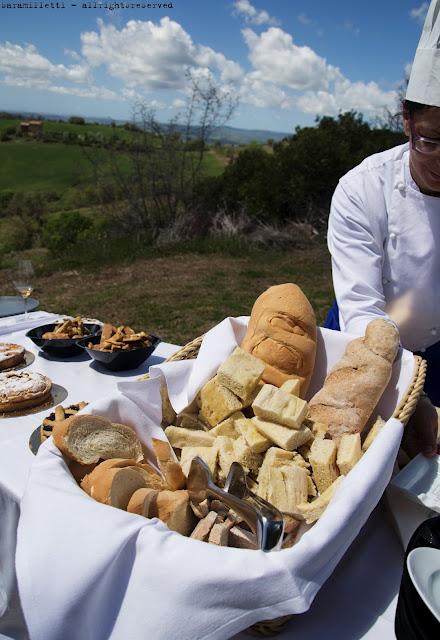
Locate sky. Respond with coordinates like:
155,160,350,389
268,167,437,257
0,0,432,133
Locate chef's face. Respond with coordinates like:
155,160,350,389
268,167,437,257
404,106,440,196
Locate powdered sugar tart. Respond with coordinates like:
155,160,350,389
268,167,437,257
0,342,25,371
0,371,52,413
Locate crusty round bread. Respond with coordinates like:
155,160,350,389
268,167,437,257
241,283,317,397
0,371,52,413
82,466,148,509
127,488,159,516
0,342,25,370
53,414,143,464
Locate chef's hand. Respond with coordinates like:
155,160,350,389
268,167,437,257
402,393,439,458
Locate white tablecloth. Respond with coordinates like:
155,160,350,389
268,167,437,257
0,312,404,639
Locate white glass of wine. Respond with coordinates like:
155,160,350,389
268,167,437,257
11,260,35,321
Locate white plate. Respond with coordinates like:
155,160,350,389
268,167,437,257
407,546,440,622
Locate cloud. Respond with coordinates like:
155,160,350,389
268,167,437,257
172,97,186,109
296,77,397,117
240,72,294,109
0,41,121,101
0,42,90,84
0,16,399,120
240,26,397,117
410,2,429,23
242,27,335,92
81,17,244,91
298,13,312,26
233,0,280,27
48,84,118,100
195,45,244,84
2,74,117,100
64,49,81,62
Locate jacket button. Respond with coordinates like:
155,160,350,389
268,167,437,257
431,328,437,336
396,182,405,192
389,232,397,240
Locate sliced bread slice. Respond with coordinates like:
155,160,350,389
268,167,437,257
82,466,148,510
53,414,143,464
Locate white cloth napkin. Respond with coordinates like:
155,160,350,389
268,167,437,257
16,317,413,640
0,311,64,337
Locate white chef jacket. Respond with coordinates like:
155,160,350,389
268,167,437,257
328,142,440,352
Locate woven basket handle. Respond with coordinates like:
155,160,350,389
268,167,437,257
393,355,427,426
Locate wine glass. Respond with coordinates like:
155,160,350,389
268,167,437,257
11,260,34,321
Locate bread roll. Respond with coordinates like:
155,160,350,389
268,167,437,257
80,458,139,493
152,439,186,490
81,466,148,510
241,284,317,397
127,488,159,517
155,490,195,535
53,414,143,464
308,319,399,441
68,460,97,484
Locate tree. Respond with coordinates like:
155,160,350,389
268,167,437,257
85,71,237,238
216,111,406,228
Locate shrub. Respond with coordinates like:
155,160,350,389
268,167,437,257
68,116,85,125
0,190,15,215
41,210,93,254
0,216,33,254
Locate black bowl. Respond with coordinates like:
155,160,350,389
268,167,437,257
26,323,102,358
79,334,161,371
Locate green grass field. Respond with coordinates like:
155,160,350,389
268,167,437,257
0,143,95,193
0,118,133,139
0,240,332,345
0,140,225,194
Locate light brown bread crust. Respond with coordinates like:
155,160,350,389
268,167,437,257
127,488,159,517
155,490,195,535
80,458,138,492
308,319,399,441
241,283,317,397
81,465,149,509
152,438,186,490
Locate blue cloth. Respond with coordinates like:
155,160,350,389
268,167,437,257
323,301,440,406
323,300,340,331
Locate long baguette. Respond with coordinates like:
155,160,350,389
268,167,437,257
308,319,399,441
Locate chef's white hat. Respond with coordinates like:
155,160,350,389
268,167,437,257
406,0,440,106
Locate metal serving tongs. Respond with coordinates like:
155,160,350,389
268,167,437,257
187,457,284,552
224,462,285,551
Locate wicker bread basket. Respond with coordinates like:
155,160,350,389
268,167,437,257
160,336,427,635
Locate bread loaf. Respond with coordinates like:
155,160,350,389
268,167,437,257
308,319,399,441
53,414,143,464
241,283,317,397
81,466,148,510
155,490,195,535
81,458,138,493
127,488,159,517
152,438,186,490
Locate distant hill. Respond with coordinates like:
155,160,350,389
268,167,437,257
2,110,291,145
207,125,289,145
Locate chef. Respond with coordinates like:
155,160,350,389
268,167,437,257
325,0,440,457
